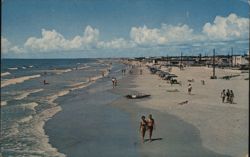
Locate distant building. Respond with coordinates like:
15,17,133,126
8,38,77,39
232,55,249,66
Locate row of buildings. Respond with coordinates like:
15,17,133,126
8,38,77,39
133,54,249,69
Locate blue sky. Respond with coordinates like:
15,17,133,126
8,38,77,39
2,0,249,58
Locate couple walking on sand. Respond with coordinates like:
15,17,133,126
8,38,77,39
140,114,155,143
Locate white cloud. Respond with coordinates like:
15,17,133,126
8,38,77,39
130,24,197,46
3,13,249,57
24,25,100,52
1,37,11,53
1,36,24,54
97,38,135,49
202,13,249,41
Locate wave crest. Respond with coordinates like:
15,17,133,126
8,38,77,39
1,74,41,88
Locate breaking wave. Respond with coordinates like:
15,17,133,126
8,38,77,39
1,74,41,88
1,72,11,77
14,89,44,100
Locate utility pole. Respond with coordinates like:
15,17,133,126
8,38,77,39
199,53,202,64
211,49,217,79
231,47,233,67
180,52,183,70
166,55,169,67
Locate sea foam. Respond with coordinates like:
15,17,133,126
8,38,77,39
14,89,44,100
1,74,41,88
19,115,33,123
21,102,39,111
1,101,7,107
8,67,18,70
1,72,11,77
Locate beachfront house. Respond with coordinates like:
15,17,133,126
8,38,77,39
232,55,249,67
218,57,230,67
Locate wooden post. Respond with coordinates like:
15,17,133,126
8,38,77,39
211,49,217,79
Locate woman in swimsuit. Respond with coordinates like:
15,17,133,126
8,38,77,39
147,114,155,142
139,116,147,143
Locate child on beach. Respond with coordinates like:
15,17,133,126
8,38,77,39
221,89,226,103
139,116,147,143
147,114,155,142
188,84,192,95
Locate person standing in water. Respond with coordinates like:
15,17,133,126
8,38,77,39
147,114,155,142
111,77,115,88
221,89,226,103
114,78,118,86
139,116,147,143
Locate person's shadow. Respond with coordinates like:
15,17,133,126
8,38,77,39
144,138,163,142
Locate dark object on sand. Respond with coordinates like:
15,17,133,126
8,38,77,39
210,76,217,79
126,94,151,99
178,100,188,105
164,74,177,80
170,79,179,84
221,74,240,80
187,79,194,82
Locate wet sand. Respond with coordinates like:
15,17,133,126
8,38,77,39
45,77,139,157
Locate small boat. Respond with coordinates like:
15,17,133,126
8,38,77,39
126,94,151,99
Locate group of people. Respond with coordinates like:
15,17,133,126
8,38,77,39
140,114,155,143
221,89,235,104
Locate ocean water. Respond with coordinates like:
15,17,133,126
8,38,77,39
1,58,128,157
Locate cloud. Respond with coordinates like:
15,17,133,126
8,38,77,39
97,38,135,49
130,24,197,46
2,13,249,57
1,37,11,53
1,36,24,54
24,25,99,52
202,13,249,41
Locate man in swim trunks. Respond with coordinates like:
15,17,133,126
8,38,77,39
147,114,155,142
139,116,147,143
188,84,192,94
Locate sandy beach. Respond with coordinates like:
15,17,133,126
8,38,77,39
119,64,248,157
